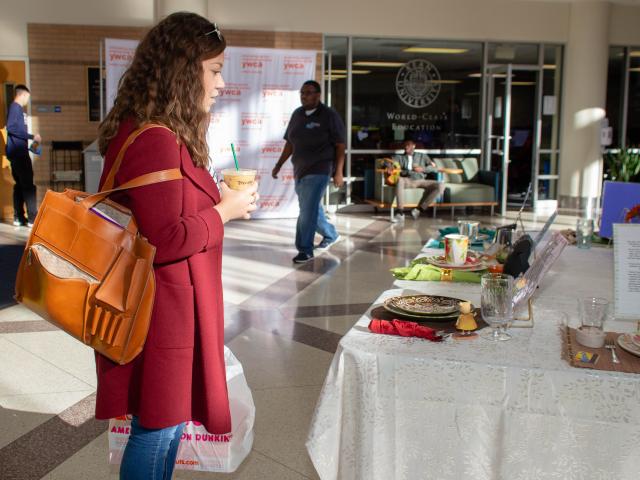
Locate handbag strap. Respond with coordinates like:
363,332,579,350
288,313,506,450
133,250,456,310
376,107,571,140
101,123,177,191
80,123,183,211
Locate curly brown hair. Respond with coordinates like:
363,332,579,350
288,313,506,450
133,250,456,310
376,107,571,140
98,12,226,168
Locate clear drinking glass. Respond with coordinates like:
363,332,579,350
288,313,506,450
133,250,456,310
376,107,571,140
495,228,513,247
457,220,479,241
578,297,608,331
576,219,594,249
481,273,514,341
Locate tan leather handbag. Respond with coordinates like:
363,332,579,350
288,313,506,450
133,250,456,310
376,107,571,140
15,124,182,364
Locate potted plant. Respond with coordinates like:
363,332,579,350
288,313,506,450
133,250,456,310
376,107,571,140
604,148,640,183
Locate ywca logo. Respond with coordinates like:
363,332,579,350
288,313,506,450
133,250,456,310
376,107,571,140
261,145,281,154
217,141,246,155
259,199,282,208
241,115,264,127
396,59,441,109
263,89,284,98
219,88,241,97
284,62,305,71
242,60,264,73
109,49,134,65
242,118,262,127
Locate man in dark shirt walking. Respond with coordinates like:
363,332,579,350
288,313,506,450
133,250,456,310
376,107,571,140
6,85,41,226
272,80,345,263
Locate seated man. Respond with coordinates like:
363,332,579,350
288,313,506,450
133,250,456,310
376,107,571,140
391,139,444,222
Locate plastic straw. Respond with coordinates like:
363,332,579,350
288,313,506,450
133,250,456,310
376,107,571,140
231,143,239,171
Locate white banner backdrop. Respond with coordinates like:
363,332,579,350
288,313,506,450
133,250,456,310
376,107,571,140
207,47,317,218
104,38,139,113
103,41,315,218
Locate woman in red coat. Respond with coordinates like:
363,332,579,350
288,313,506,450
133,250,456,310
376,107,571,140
95,13,257,479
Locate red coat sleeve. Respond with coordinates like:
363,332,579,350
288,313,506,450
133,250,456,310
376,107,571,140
113,129,224,265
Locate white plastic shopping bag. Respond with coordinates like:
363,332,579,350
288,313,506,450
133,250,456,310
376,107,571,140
108,346,255,472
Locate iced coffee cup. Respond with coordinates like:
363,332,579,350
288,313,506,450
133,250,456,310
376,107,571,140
221,168,257,190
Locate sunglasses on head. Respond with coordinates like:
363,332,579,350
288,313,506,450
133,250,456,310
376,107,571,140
204,23,223,42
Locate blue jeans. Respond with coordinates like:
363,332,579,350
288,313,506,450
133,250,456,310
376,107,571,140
120,416,185,480
294,174,338,255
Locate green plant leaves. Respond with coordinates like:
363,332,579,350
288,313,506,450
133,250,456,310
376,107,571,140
605,149,640,182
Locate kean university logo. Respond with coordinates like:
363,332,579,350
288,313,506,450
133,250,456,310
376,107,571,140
395,59,441,108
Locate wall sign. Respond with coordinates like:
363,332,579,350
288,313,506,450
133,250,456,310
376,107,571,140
87,66,102,122
395,59,441,109
613,223,640,321
105,38,138,113
35,105,61,113
543,95,557,116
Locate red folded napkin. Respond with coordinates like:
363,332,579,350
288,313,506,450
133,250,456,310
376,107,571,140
368,318,443,342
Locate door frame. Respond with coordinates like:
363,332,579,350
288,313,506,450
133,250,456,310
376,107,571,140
0,56,30,223
482,62,544,216
0,55,31,115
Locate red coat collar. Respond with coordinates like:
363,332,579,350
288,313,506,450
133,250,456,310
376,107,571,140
180,146,221,204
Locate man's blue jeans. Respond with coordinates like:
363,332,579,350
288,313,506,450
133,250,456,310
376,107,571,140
294,174,338,255
120,416,185,480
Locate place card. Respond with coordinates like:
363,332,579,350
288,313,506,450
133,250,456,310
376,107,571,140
613,224,640,321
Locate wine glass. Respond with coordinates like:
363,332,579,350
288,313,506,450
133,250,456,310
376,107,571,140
481,273,514,341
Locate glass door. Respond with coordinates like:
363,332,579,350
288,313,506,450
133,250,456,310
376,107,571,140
323,37,349,207
483,63,544,215
537,46,562,210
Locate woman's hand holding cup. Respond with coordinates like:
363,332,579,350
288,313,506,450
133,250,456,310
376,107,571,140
215,181,259,222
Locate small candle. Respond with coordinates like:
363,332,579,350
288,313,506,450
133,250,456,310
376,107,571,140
488,264,503,274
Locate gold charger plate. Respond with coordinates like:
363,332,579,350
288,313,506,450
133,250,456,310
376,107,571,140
382,301,461,321
387,294,461,315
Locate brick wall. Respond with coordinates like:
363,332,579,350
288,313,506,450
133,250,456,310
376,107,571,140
27,23,322,204
28,24,148,205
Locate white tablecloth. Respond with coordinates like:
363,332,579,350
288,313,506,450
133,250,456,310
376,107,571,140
307,246,640,480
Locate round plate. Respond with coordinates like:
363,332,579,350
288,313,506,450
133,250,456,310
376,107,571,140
630,334,640,349
617,334,640,358
424,255,488,271
387,294,461,315
382,302,461,321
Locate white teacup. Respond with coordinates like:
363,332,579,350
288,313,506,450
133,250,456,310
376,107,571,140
444,234,469,266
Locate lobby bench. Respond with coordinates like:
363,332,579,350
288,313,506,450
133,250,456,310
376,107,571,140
372,156,499,221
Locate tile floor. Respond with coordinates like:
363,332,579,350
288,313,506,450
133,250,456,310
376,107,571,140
0,209,574,479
